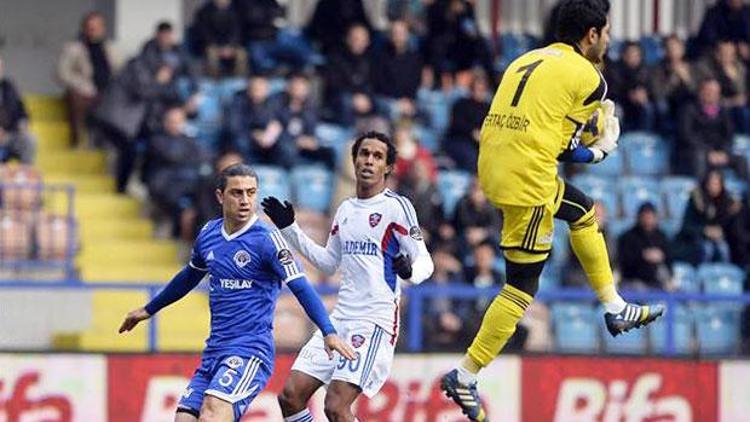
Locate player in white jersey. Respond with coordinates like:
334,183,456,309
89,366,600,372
261,131,434,422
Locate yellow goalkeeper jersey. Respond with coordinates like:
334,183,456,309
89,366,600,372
478,42,607,207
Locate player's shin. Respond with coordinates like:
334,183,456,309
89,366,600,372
466,283,532,370
568,209,626,314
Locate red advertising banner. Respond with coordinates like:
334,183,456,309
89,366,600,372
107,354,520,421
522,356,718,422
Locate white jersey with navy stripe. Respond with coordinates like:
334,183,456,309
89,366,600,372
280,189,433,335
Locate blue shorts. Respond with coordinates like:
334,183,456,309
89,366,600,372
177,353,272,420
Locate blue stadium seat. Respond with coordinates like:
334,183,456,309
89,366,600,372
697,263,745,296
607,218,634,241
621,132,670,175
217,78,247,102
618,176,662,218
640,35,664,65
601,305,647,354
724,176,747,201
607,39,624,61
570,174,618,215
650,304,693,354
585,149,624,177
268,77,287,96
291,165,333,213
417,89,452,134
497,33,538,70
731,134,750,156
697,305,740,355
551,303,599,353
660,218,682,240
315,123,353,166
196,91,223,126
413,124,439,153
672,262,699,293
437,170,472,218
255,165,290,202
538,265,561,294
550,223,569,268
660,176,696,220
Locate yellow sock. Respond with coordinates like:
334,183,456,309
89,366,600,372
568,209,625,311
466,284,532,368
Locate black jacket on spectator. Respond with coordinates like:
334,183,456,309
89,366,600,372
617,225,672,289
674,188,744,265
444,96,488,172
226,90,275,150
139,39,194,90
371,42,422,99
676,100,736,177
305,0,372,53
325,49,372,96
146,132,209,211
0,80,28,131
192,1,243,51
234,0,283,42
92,57,181,139
695,0,750,56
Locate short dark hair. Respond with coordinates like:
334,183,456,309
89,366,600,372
555,0,610,45
216,163,258,192
351,131,398,167
156,21,173,33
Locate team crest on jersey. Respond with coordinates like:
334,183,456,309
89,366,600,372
369,213,382,227
225,356,244,369
409,225,423,241
277,249,294,265
351,334,366,348
233,250,251,268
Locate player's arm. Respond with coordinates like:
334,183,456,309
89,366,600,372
261,196,342,275
118,265,206,333
266,231,355,360
392,198,435,285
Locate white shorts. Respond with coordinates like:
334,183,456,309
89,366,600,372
291,319,396,398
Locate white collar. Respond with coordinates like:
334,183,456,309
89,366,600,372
221,214,258,241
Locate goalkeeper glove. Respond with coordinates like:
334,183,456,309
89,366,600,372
261,196,296,229
588,100,620,163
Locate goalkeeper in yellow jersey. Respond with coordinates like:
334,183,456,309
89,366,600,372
440,1,664,420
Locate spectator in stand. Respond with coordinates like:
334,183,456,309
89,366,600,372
696,41,748,132
453,178,501,255
398,157,446,248
673,170,745,265
235,0,314,74
392,121,437,183
617,202,674,291
225,75,282,165
695,0,750,60
191,0,248,78
323,24,376,125
305,0,372,55
423,245,471,352
57,11,123,146
677,77,746,178
140,22,194,85
0,57,35,164
650,35,696,134
145,108,210,241
268,73,336,169
372,20,423,120
444,71,490,172
605,41,656,131
92,51,186,193
424,0,494,89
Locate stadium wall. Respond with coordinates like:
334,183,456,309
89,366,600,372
1,353,747,421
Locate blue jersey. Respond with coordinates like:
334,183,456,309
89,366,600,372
189,215,304,359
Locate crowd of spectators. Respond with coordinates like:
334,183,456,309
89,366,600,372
2,0,743,352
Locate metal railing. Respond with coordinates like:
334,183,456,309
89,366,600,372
1,280,749,355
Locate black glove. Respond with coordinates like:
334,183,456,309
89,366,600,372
393,254,412,279
261,196,295,229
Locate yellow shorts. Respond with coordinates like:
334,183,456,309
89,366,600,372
498,177,565,263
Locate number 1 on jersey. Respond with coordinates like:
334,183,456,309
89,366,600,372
511,59,543,107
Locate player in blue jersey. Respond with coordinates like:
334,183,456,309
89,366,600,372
118,164,355,422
